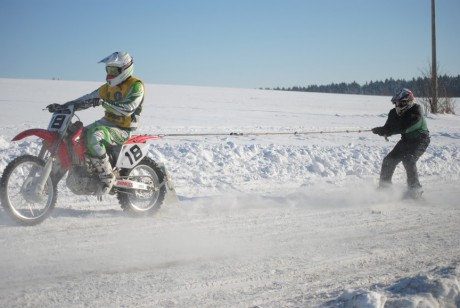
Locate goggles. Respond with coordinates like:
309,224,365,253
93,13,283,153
106,66,121,76
393,100,408,107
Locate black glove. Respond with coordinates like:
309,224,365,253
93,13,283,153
45,103,63,113
372,127,385,136
91,98,103,107
72,99,103,111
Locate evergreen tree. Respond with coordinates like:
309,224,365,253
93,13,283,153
271,75,460,97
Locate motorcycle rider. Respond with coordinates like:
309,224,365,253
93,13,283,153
71,51,145,195
372,88,430,199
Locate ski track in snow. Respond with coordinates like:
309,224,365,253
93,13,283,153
0,79,460,307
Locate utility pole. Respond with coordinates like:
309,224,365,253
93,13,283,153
431,0,438,113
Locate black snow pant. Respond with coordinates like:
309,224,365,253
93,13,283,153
380,136,430,188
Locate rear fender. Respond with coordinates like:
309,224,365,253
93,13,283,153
125,134,161,144
12,128,72,170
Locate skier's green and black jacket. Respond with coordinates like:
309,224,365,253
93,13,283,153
380,104,429,140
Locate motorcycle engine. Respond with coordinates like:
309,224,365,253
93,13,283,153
66,165,100,195
65,143,120,195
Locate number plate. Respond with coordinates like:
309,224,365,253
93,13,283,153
116,143,149,168
48,113,72,132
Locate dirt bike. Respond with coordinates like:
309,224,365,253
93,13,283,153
0,100,168,226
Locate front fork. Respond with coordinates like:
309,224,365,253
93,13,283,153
31,140,61,198
33,157,54,197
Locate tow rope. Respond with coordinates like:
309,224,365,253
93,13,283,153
158,129,372,138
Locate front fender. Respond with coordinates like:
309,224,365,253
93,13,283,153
12,128,58,143
12,128,72,170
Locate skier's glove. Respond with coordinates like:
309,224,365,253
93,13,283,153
372,127,385,136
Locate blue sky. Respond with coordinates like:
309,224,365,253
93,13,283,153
1,0,459,89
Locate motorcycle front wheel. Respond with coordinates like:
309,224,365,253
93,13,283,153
117,157,166,217
0,155,57,226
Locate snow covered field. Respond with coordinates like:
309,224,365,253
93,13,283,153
0,78,459,307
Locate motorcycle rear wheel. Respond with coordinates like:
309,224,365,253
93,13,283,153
117,157,166,216
0,155,57,226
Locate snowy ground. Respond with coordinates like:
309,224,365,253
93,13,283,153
0,78,459,307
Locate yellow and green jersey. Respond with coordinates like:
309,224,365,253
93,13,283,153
76,76,145,130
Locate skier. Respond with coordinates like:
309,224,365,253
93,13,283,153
371,88,430,199
70,51,145,195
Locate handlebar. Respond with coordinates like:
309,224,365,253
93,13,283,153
45,99,103,113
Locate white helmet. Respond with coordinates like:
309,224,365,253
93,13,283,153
98,51,134,87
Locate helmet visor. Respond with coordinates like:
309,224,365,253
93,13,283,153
106,66,121,76
392,98,409,108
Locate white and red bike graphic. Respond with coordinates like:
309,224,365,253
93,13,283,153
0,101,167,226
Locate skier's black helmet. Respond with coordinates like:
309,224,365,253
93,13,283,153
391,88,414,106
392,88,415,115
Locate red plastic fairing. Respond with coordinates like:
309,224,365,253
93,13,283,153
70,126,86,161
12,129,57,143
125,134,161,144
12,129,72,170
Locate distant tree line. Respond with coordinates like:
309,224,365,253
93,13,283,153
269,75,460,97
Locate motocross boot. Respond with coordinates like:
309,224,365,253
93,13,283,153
90,154,115,195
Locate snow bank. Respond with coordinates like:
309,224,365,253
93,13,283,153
147,141,460,197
